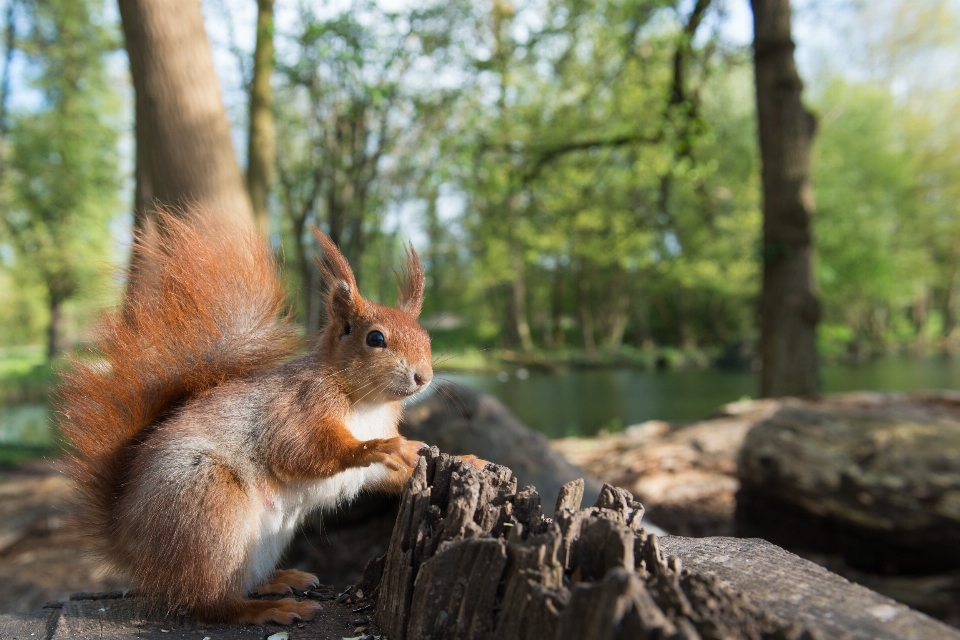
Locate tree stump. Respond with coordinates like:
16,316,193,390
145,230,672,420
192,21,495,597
401,383,606,513
366,447,813,640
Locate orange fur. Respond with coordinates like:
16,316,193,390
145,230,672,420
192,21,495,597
56,210,440,624
58,209,299,568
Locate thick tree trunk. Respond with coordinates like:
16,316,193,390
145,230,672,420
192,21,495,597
118,0,252,224
125,115,161,297
752,0,820,398
132,114,154,232
246,0,275,237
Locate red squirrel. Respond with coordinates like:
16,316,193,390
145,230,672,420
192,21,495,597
58,210,476,625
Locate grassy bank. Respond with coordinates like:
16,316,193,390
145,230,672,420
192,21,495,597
0,347,55,405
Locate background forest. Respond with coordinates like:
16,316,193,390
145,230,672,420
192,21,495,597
1,0,959,383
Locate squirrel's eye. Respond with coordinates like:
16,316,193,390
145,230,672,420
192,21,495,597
366,330,386,348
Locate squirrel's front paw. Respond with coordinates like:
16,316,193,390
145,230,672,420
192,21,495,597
356,436,425,471
457,454,488,469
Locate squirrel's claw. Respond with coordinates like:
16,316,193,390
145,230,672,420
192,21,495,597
235,598,321,625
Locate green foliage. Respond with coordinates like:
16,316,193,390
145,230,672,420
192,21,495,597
272,0,471,329
424,0,762,353
799,0,960,359
3,0,959,375
0,0,122,355
813,80,929,347
0,346,54,403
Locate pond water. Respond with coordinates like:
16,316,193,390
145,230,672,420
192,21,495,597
0,403,56,447
442,357,960,438
4,357,960,445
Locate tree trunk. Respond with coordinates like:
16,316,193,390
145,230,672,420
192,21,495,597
46,296,63,362
605,294,629,352
752,0,820,398
940,267,959,340
125,116,161,298
549,266,565,349
118,0,252,225
246,0,275,237
577,266,598,360
510,251,535,352
370,449,821,640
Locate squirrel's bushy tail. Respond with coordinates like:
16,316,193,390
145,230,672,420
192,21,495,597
58,210,299,555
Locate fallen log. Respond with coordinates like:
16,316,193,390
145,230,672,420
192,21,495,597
736,392,960,574
364,447,960,640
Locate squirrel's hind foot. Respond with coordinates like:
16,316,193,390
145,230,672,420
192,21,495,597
252,568,320,595
227,598,321,625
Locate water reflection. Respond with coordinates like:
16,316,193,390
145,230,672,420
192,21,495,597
444,357,960,438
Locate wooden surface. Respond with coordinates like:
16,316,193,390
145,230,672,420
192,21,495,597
660,536,960,640
0,590,374,640
402,383,607,515
371,448,805,640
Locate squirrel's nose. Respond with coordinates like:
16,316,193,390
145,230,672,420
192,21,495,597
413,367,433,387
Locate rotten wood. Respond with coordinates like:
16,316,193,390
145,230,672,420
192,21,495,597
369,448,818,640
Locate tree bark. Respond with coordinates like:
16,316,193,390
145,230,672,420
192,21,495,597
371,449,812,640
577,265,598,360
549,266,565,349
125,113,161,298
246,0,275,237
752,0,820,398
46,296,63,362
510,251,535,352
118,0,252,225
605,294,629,352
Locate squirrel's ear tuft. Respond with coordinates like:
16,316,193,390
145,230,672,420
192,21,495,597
397,242,425,319
312,227,363,321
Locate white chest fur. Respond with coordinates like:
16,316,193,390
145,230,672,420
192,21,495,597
345,402,399,441
246,401,399,589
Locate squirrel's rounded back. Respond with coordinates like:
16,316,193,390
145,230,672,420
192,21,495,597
58,209,299,554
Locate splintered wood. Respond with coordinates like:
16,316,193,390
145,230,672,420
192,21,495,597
367,448,814,640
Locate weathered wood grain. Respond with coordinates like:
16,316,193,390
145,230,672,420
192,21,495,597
371,447,810,640
660,536,960,640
